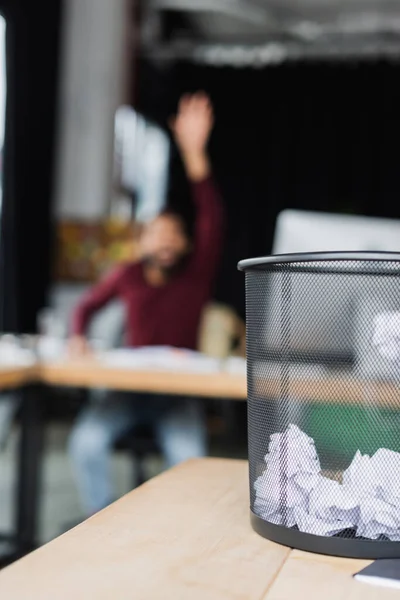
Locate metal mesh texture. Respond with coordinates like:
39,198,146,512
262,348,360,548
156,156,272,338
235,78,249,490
245,259,400,542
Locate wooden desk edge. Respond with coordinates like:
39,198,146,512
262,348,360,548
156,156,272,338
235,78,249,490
0,365,39,390
37,362,248,399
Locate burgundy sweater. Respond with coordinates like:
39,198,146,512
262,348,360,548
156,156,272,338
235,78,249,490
71,177,224,350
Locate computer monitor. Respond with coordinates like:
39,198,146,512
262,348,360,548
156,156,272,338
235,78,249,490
261,210,400,364
273,210,400,255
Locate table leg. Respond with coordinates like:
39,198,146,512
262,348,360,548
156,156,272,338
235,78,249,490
0,385,44,566
13,385,44,558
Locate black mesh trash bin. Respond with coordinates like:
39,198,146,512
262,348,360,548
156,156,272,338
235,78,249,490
239,252,400,559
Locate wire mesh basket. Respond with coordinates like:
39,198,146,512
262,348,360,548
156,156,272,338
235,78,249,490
239,252,400,558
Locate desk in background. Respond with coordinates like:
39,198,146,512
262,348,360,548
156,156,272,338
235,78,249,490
0,365,37,390
0,365,44,565
0,360,246,566
38,358,247,399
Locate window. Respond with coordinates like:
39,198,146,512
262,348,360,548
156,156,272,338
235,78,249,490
114,105,170,223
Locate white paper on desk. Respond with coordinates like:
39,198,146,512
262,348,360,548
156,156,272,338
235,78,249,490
0,346,36,367
36,336,66,362
101,347,221,374
224,356,246,376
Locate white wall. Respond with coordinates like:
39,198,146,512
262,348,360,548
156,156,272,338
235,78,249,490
54,0,129,220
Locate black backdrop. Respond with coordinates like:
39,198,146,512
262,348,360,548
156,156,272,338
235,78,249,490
0,0,62,332
138,59,400,317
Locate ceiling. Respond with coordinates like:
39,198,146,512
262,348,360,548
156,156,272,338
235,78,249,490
141,0,400,64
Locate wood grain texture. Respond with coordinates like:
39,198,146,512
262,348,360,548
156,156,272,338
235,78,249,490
0,459,394,599
0,459,289,600
266,550,396,600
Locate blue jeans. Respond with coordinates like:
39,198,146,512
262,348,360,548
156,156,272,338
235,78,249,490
68,393,207,514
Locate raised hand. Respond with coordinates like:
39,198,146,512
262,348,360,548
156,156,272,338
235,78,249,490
171,92,213,154
171,92,214,180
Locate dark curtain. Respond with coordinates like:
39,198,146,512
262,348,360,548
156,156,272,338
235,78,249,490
0,0,63,333
137,59,400,318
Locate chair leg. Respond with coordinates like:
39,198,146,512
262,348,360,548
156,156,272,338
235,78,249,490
133,452,146,488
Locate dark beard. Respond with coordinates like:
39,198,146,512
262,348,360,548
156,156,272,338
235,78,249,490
141,253,189,278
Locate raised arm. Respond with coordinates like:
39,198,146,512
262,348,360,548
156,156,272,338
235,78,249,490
171,92,224,276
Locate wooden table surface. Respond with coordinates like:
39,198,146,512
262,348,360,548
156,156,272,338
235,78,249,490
37,361,400,406
0,365,38,390
2,359,400,407
3,359,400,407
0,360,247,399
37,359,248,399
0,458,396,600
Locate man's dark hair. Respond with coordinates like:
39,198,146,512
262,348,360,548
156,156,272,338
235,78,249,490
157,207,192,241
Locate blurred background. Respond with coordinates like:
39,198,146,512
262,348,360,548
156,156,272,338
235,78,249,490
2,0,400,334
1,0,400,547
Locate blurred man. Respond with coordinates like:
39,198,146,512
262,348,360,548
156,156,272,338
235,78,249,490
68,93,224,516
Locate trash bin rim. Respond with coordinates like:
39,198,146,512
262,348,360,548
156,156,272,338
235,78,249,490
238,251,400,272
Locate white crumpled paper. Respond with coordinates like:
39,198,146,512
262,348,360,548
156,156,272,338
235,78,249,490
293,507,354,537
254,425,400,540
342,449,400,540
254,425,320,527
372,312,400,361
309,478,359,524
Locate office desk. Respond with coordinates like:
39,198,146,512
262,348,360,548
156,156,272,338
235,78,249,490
0,365,37,390
0,366,44,565
0,459,392,600
0,360,246,565
3,358,400,570
38,358,247,399
39,358,400,405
